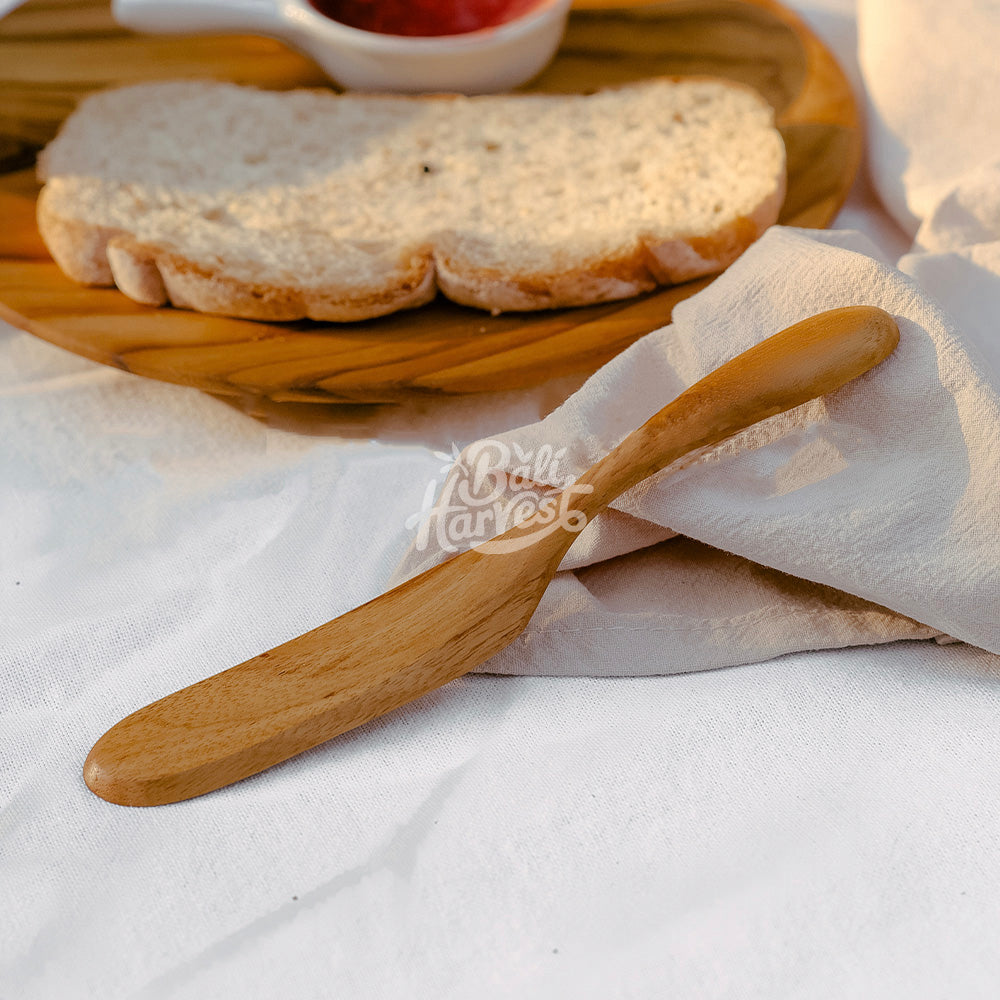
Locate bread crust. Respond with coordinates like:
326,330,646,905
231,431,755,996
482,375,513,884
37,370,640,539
36,186,117,286
435,174,786,312
37,187,783,320
643,175,788,286
38,199,439,321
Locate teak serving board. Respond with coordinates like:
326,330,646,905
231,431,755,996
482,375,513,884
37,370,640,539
0,0,859,404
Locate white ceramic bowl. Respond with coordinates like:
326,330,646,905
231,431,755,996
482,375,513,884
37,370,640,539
113,0,573,94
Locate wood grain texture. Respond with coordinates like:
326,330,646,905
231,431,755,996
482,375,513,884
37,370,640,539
0,0,860,403
83,307,899,805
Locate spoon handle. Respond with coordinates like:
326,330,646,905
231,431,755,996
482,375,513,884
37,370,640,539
576,306,898,513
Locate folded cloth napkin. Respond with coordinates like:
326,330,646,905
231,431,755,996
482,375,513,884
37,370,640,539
860,0,1000,252
392,226,1000,675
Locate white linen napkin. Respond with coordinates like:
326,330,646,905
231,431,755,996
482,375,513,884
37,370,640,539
392,226,1000,674
860,0,1000,251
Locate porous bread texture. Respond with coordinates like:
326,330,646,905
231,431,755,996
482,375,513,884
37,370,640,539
37,79,786,321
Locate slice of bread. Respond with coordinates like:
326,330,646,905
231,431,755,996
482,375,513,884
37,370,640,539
36,79,785,321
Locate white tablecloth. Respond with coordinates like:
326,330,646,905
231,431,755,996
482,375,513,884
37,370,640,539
4,1,1000,997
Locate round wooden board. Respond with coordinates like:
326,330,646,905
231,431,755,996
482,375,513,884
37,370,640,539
0,0,859,404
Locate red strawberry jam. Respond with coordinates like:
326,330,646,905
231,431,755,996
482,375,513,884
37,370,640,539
309,0,542,37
